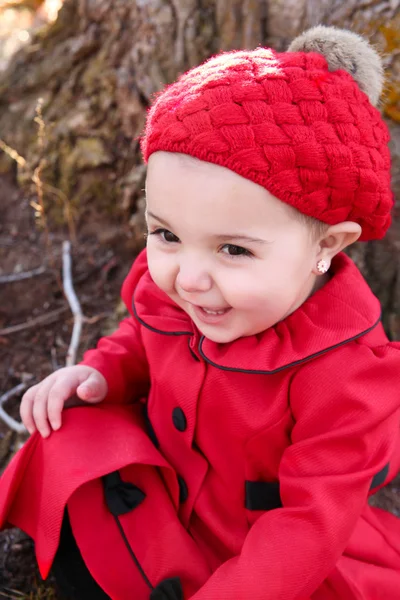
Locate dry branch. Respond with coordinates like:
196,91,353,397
62,240,83,366
0,265,46,284
0,306,68,336
0,382,29,434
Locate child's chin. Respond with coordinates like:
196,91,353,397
200,327,241,344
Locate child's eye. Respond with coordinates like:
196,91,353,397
220,244,253,258
150,228,180,243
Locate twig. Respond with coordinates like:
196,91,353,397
84,312,111,325
0,308,107,337
0,306,68,336
62,241,83,366
0,265,46,284
0,382,29,434
0,139,26,167
2,102,76,255
32,98,50,253
0,587,25,599
50,346,60,371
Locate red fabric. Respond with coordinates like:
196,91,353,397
1,249,400,599
141,49,393,240
0,404,211,597
68,462,211,598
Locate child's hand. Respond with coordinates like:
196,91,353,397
20,365,107,438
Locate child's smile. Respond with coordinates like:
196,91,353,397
188,303,232,324
145,151,322,343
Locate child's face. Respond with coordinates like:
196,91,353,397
145,152,321,344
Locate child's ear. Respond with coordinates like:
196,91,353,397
314,221,361,273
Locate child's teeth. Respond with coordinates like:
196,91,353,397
203,308,225,315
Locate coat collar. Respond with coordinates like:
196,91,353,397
127,250,381,374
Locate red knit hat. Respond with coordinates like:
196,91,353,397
141,26,393,241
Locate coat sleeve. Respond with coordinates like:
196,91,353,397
81,316,150,403
80,250,150,403
190,341,400,600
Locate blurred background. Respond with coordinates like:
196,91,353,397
0,1,399,597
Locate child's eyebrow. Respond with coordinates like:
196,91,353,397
147,211,269,244
212,234,269,244
146,211,171,227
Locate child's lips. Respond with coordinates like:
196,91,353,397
200,306,229,315
191,304,232,324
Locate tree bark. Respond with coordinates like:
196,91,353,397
1,0,399,336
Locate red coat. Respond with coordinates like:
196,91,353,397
1,250,400,599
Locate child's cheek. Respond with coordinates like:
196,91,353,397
146,248,175,295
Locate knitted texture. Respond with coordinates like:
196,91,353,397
141,48,393,241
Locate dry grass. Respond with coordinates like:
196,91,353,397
0,582,56,600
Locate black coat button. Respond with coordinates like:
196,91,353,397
172,407,187,432
177,475,188,503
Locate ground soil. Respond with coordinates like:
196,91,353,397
0,172,399,598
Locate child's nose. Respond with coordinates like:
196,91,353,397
176,261,213,294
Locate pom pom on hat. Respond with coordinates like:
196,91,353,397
288,25,384,107
141,26,393,241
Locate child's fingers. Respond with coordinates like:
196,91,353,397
20,384,40,434
76,372,107,403
31,377,56,438
47,376,81,430
20,367,106,436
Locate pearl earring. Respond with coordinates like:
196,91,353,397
317,259,329,274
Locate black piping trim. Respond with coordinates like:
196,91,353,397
188,337,200,361
132,295,192,337
198,316,382,374
113,514,154,591
131,291,381,374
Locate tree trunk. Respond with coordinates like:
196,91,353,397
1,0,399,336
